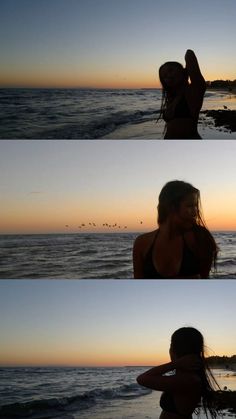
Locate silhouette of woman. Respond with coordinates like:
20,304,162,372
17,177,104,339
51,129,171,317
137,327,219,419
133,180,217,278
158,50,206,139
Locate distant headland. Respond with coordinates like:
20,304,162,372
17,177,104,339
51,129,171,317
207,355,236,370
206,79,236,91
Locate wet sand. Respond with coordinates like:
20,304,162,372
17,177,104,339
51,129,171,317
103,114,235,139
103,90,236,139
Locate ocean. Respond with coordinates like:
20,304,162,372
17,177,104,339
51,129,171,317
0,367,235,419
0,88,235,139
0,231,235,279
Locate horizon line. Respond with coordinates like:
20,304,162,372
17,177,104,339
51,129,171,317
0,80,234,90
0,229,235,236
1,356,235,369
0,86,160,90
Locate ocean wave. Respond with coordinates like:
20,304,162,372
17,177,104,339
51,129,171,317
78,249,97,256
37,108,159,139
204,90,231,99
0,383,151,418
1,232,234,279
213,273,236,279
1,87,235,139
217,258,236,267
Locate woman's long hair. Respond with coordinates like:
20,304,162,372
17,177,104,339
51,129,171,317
157,62,188,130
158,180,201,225
171,327,220,419
157,180,218,273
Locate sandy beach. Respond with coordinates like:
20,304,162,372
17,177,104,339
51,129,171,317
103,89,236,139
103,97,236,140
76,390,236,419
103,112,235,140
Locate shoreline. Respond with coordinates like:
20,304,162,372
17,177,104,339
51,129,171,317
1,87,236,139
103,109,236,139
1,390,236,419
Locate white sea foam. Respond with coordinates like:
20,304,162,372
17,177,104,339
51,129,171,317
0,367,235,419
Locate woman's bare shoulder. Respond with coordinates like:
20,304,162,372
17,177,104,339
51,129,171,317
134,230,157,247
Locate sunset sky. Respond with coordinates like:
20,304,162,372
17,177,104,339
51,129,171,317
0,280,235,367
0,0,235,88
1,140,236,234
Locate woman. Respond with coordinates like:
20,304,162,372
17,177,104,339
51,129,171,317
158,50,206,139
137,327,219,419
133,180,218,279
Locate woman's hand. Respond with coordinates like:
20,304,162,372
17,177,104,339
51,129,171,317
184,49,205,90
185,49,195,61
174,354,203,371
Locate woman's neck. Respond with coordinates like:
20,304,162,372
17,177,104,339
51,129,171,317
159,220,183,239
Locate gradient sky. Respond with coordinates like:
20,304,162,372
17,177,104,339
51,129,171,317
0,280,235,367
1,140,236,234
0,0,235,88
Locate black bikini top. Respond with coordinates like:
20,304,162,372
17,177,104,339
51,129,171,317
160,392,179,414
163,95,193,122
143,230,200,279
160,392,192,417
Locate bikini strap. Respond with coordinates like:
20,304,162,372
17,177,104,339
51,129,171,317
147,229,159,254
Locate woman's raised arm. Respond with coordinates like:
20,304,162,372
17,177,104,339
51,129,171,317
185,49,206,88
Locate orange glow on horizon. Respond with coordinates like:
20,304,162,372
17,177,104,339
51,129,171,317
1,202,236,233
0,69,161,89
1,215,236,235
1,203,236,235
0,70,233,89
0,358,168,368
0,348,168,368
1,223,236,235
0,350,234,368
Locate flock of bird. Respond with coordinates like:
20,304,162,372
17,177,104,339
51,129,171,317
65,221,143,230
